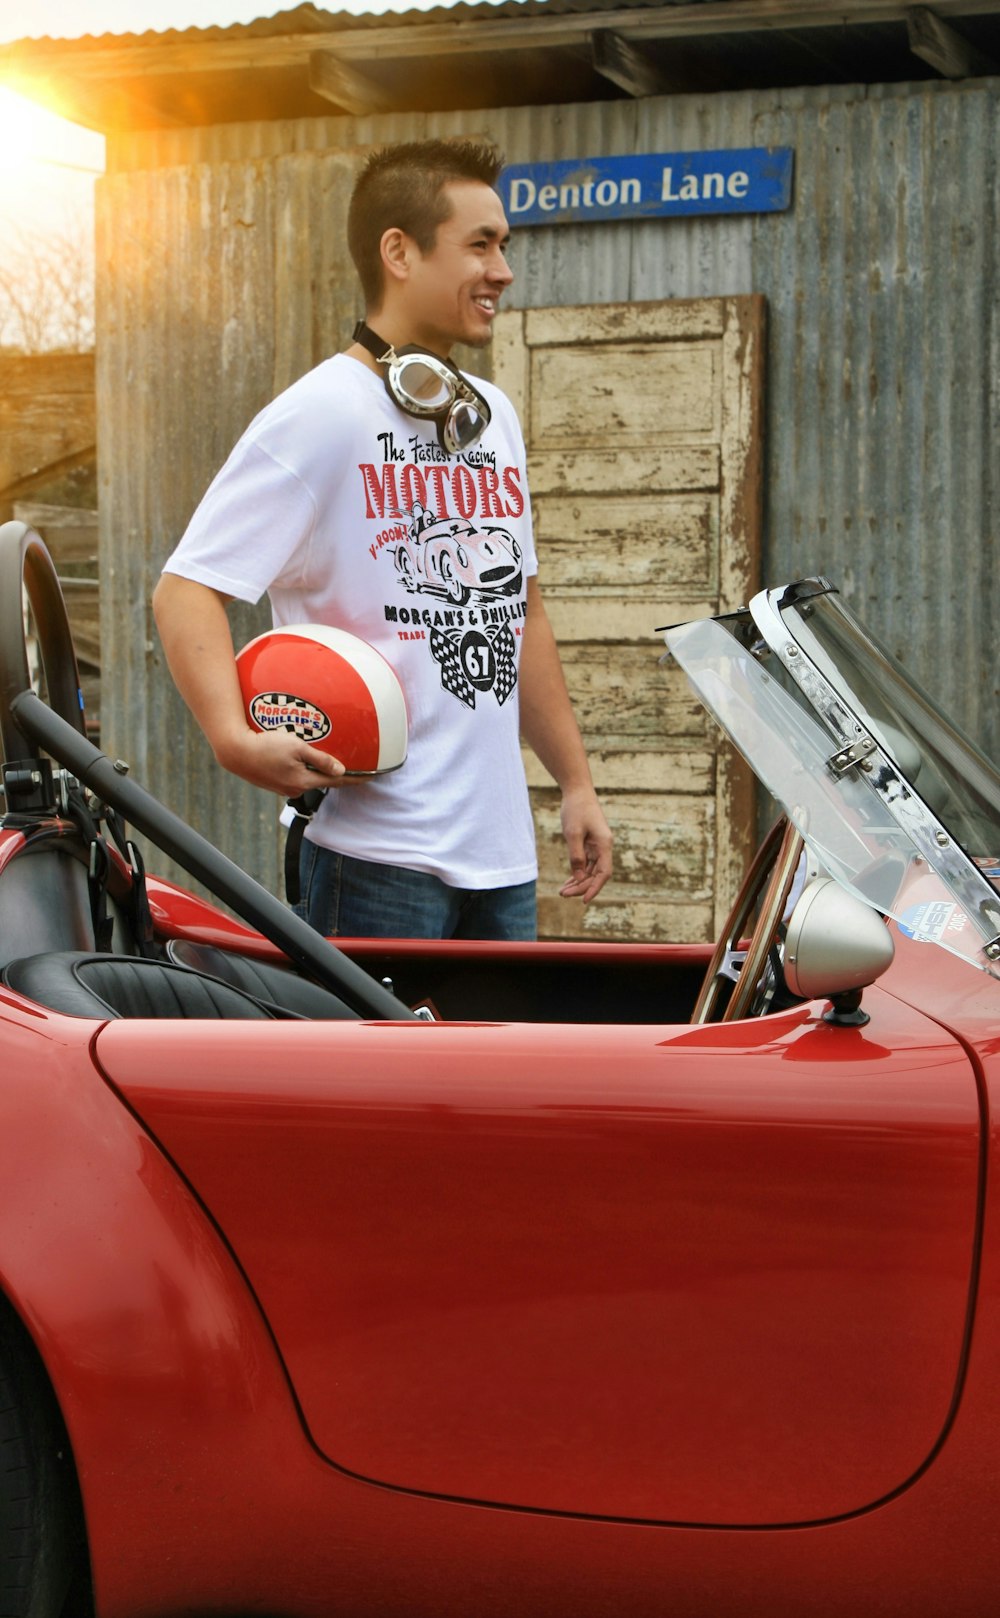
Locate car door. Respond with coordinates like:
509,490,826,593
97,991,980,1526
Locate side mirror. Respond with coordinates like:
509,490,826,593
784,878,894,1010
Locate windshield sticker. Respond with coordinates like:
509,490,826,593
898,901,971,944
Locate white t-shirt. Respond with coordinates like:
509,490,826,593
162,352,539,888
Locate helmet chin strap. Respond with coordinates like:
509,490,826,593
283,787,327,907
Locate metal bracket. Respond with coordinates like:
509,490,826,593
827,734,877,777
0,756,57,818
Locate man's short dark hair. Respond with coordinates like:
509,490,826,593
348,139,505,310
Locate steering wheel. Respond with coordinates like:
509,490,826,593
0,520,415,1022
690,816,805,1023
0,520,88,770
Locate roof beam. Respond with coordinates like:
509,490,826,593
905,6,1000,77
6,2,1000,83
313,2,1000,63
591,30,678,97
308,50,396,116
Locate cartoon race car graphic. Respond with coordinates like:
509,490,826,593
393,504,522,605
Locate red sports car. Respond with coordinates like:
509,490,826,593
2,522,1000,1618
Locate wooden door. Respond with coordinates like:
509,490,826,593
492,297,764,942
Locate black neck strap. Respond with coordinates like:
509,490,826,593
352,321,454,368
352,321,393,363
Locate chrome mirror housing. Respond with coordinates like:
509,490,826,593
784,879,895,1003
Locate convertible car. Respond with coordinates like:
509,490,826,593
2,518,999,1618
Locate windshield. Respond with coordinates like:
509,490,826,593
665,583,1000,980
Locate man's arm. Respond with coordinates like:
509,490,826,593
518,577,613,903
151,573,345,798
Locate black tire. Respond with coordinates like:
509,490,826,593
438,551,469,606
395,546,417,592
0,1307,89,1618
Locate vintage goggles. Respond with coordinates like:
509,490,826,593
353,321,491,454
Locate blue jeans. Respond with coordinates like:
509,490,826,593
294,842,537,941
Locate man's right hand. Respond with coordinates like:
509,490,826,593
215,727,347,798
152,576,350,798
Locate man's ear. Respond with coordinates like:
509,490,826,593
380,227,413,285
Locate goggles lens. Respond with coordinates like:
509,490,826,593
445,399,488,453
393,357,453,411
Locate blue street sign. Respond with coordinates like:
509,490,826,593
499,148,794,228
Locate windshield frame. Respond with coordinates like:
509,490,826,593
751,580,1000,973
664,579,1000,981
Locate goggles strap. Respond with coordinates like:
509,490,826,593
352,320,398,367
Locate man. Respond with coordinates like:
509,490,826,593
153,139,612,940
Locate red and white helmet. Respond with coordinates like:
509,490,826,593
236,624,408,775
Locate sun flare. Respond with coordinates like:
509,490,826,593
0,88,55,170
0,86,103,175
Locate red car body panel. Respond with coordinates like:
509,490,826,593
97,998,980,1528
3,849,1000,1614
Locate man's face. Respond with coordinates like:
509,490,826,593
403,179,514,353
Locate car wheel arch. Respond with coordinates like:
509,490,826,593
0,1290,91,1617
0,1027,316,1612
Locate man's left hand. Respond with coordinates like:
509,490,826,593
558,787,613,903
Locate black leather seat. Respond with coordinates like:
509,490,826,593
2,952,279,1021
165,939,359,1020
0,842,133,969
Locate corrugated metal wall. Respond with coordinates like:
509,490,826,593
752,84,1000,747
96,159,283,881
98,76,1000,899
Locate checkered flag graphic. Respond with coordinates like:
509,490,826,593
429,623,520,710
491,625,517,706
429,630,476,709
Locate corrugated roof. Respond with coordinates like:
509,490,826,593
6,2,1000,134
3,0,707,51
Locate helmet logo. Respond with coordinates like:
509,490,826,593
249,691,332,742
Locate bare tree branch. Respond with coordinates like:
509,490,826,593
0,210,95,354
